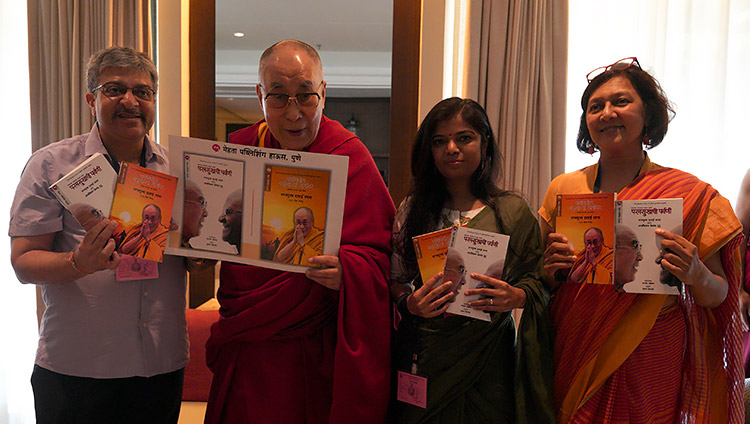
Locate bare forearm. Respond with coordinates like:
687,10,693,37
13,249,86,285
688,266,728,308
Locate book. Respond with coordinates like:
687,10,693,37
444,226,510,322
182,152,245,255
555,193,616,285
615,198,683,294
109,162,178,262
412,227,453,284
49,153,117,230
261,165,331,267
165,135,349,274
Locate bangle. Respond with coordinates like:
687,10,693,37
68,250,92,275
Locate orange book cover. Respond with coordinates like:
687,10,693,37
412,227,453,285
261,164,331,267
110,162,178,262
555,193,615,285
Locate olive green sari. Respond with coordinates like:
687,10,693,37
391,194,555,424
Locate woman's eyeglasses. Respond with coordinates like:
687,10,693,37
586,57,641,83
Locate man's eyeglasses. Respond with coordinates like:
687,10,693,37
94,82,156,102
185,196,207,210
263,92,322,109
586,57,641,83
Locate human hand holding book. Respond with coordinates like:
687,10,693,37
70,219,121,275
406,271,455,318
464,273,526,312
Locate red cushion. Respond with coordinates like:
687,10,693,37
183,308,220,401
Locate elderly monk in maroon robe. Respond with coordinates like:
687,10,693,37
204,40,395,424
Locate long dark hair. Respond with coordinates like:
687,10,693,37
397,97,507,282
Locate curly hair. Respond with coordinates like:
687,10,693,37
577,64,675,154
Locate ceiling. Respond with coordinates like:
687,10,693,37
215,0,394,118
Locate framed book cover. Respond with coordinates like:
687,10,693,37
555,193,615,285
182,152,245,255
110,162,178,262
615,198,683,294
49,152,117,230
444,226,510,322
412,227,452,284
261,165,330,267
166,135,348,274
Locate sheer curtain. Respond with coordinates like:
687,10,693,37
566,0,750,207
0,1,37,423
464,0,569,212
0,2,151,422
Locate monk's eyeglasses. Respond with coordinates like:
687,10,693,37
586,57,641,83
260,82,323,109
185,196,207,210
617,239,642,254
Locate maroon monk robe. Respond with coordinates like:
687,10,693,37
204,116,395,423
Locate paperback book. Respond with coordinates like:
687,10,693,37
182,152,245,255
49,152,117,230
412,227,453,284
555,193,616,285
260,164,331,267
615,198,683,294
110,162,178,262
444,226,510,322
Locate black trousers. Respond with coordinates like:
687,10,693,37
31,364,184,424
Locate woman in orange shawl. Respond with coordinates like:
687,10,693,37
538,58,743,423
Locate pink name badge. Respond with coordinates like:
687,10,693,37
397,371,427,409
116,255,159,281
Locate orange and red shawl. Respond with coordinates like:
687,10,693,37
204,117,395,424
552,167,743,424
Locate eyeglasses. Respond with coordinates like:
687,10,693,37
185,196,207,210
94,82,156,101
586,57,641,83
618,239,642,254
263,92,322,109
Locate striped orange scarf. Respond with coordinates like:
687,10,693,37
552,167,743,423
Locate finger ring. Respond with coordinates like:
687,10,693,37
489,298,494,306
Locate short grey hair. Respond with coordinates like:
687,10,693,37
86,46,158,93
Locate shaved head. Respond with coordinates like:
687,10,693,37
258,39,323,84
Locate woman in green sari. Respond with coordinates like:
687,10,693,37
390,97,554,423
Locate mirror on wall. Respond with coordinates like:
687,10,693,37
215,0,393,183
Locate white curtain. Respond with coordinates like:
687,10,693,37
0,2,152,422
27,0,151,152
0,1,37,422
565,0,750,207
464,0,569,212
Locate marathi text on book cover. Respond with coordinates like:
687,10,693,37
555,193,616,285
412,227,453,285
49,153,118,230
616,198,683,294
261,165,331,267
182,152,245,255
444,226,510,322
109,162,178,262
